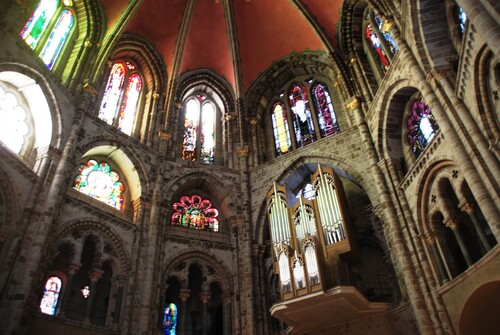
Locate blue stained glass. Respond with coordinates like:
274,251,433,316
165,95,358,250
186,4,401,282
162,303,178,335
99,62,126,125
40,10,74,69
457,6,467,34
407,100,439,157
40,276,62,316
375,15,398,54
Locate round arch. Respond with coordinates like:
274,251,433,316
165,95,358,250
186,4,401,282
459,281,500,335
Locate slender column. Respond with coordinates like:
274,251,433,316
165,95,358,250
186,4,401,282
426,235,449,283
111,275,126,328
349,54,373,105
200,291,211,334
455,0,500,56
387,21,500,236
146,92,161,146
222,293,232,335
58,263,80,316
346,97,434,334
225,114,235,168
178,289,190,335
444,218,473,267
248,118,259,168
83,270,103,324
459,201,492,252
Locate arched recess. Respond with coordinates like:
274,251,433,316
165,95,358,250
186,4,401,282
163,171,239,237
459,281,500,335
171,70,235,166
474,47,500,146
94,33,167,143
0,65,62,171
244,51,352,166
70,142,149,221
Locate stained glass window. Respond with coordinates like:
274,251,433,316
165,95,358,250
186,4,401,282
181,95,215,164
20,0,59,49
40,10,74,69
171,195,219,232
407,100,439,157
296,182,315,200
271,102,291,156
162,303,178,335
40,276,62,315
456,5,467,34
312,83,339,137
366,23,390,72
289,84,315,147
73,159,125,210
375,14,398,54
0,86,30,154
98,62,142,136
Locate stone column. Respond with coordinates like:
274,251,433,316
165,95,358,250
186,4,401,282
58,263,80,316
455,0,500,56
386,21,500,237
222,293,232,335
459,201,492,252
146,92,161,146
200,291,211,335
83,270,103,324
346,97,434,334
225,114,235,168
444,217,473,267
426,235,449,283
178,289,191,335
248,117,259,168
349,54,373,105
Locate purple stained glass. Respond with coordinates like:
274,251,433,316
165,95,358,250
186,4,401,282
171,195,219,232
289,84,315,147
99,63,126,125
407,100,439,157
312,83,339,137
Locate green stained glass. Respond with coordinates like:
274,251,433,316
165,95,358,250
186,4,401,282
20,0,60,49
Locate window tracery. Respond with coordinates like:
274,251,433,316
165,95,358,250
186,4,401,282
99,61,143,136
20,0,75,70
407,100,439,157
0,85,31,154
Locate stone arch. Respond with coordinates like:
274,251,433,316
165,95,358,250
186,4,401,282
56,219,131,275
161,248,233,295
73,138,151,202
0,62,63,153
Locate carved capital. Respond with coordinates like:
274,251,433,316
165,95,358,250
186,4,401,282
248,117,258,126
459,200,474,214
225,113,235,121
381,17,396,34
346,97,361,112
200,292,211,304
152,92,160,100
89,269,104,283
158,130,173,140
443,217,459,229
179,289,191,302
236,146,250,157
68,263,81,275
82,82,98,96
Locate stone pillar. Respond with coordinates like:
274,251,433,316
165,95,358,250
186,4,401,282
200,291,211,335
146,92,161,146
349,54,373,105
444,217,473,267
426,235,449,283
455,0,500,56
248,117,259,168
178,289,190,335
225,113,235,168
459,201,492,252
110,275,126,329
346,97,435,334
83,270,103,324
222,293,232,335
387,22,500,237
58,263,80,316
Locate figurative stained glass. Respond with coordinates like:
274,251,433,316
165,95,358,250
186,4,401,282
312,83,339,137
20,0,59,49
271,102,291,156
99,62,126,125
366,23,390,72
162,303,178,335
456,6,467,34
407,100,439,157
40,10,74,69
171,195,219,232
0,86,29,154
289,84,315,147
182,99,199,161
200,102,215,164
117,73,142,135
40,276,62,315
375,14,398,54
73,159,124,210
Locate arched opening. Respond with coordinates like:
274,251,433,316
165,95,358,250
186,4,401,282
459,281,500,335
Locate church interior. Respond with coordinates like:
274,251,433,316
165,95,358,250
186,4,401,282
0,0,499,334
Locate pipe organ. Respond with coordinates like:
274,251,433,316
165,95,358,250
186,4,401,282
267,165,357,300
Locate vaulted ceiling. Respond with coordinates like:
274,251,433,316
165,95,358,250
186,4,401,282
100,0,344,93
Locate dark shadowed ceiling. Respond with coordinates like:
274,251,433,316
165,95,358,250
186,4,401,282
101,0,344,93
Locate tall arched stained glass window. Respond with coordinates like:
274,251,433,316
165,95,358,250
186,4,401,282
162,303,178,335
455,5,467,34
171,195,219,232
98,61,142,136
365,22,390,72
374,14,398,54
40,276,62,316
312,83,339,137
407,100,439,157
40,10,74,69
181,95,215,164
289,84,315,147
271,102,291,156
20,0,59,50
73,159,125,210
